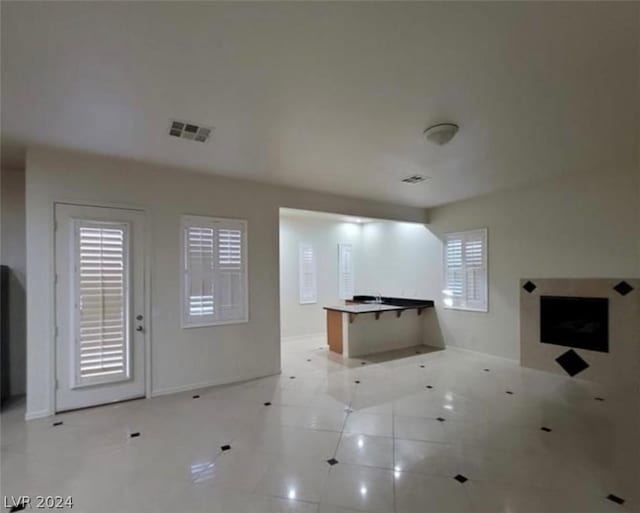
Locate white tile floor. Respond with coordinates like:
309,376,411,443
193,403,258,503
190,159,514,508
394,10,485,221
1,337,638,512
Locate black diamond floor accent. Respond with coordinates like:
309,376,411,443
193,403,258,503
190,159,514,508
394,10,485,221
307,359,312,362
53,421,63,426
606,494,625,505
613,281,633,296
483,368,490,372
506,391,514,395
594,397,605,402
522,281,537,293
264,402,271,406
290,376,296,379
220,444,231,451
425,385,433,389
327,458,339,466
540,427,552,432
454,474,468,483
361,362,366,365
192,395,200,399
130,432,141,438
355,380,361,384
555,349,589,377
419,365,425,368
436,417,445,422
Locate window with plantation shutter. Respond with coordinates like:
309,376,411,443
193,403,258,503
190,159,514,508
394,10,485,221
338,243,354,300
443,229,488,312
181,216,248,327
299,243,317,304
74,221,130,387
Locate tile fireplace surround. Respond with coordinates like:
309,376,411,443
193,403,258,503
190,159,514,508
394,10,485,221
520,278,639,391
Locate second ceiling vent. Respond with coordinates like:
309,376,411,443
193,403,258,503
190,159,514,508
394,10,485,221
169,120,213,143
401,175,430,184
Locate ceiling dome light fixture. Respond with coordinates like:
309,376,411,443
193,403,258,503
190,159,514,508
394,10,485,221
423,122,459,146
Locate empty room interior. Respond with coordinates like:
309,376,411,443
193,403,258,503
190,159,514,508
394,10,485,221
1,2,640,512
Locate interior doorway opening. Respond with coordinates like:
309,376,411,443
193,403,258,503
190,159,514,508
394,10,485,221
278,207,442,365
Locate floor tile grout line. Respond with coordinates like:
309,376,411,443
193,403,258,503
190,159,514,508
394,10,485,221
246,488,321,509
392,391,398,513
317,382,356,509
330,383,356,459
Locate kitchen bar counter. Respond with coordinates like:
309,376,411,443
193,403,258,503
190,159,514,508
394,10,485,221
323,304,402,314
324,296,435,356
323,296,434,316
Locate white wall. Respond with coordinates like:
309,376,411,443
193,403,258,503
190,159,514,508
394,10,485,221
24,147,426,419
1,167,27,396
279,216,361,340
358,221,445,350
359,221,442,300
427,167,640,360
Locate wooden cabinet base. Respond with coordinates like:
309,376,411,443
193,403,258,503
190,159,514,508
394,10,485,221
326,310,343,354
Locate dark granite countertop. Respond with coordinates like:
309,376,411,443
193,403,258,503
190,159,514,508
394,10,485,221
323,295,435,315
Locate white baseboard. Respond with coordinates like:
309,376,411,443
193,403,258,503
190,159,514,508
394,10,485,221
24,371,281,420
281,332,326,344
25,409,52,421
444,344,518,363
151,370,280,398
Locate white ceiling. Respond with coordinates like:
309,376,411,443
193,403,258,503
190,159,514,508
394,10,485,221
2,2,638,207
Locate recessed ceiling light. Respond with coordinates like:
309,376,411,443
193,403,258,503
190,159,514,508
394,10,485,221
169,119,214,143
401,175,430,184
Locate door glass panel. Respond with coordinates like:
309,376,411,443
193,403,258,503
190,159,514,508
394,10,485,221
74,222,129,387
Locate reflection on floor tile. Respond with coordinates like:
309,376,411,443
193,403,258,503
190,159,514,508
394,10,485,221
1,337,637,513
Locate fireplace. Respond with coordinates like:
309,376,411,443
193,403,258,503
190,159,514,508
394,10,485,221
521,279,638,387
540,295,609,353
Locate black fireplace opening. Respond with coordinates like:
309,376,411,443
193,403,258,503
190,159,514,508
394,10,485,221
540,295,609,353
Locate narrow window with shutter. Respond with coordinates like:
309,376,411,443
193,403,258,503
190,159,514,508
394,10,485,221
299,243,317,304
338,243,354,300
74,221,130,387
443,228,488,312
181,216,248,327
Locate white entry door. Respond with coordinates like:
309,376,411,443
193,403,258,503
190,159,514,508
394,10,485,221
55,204,146,412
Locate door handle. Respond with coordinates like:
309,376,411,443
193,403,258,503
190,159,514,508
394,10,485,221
136,326,144,332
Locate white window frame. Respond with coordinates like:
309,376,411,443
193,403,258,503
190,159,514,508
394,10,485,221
298,242,317,304
443,228,488,313
338,243,354,300
181,215,249,328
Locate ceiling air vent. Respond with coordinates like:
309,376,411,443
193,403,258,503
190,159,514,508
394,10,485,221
168,120,213,143
401,175,430,184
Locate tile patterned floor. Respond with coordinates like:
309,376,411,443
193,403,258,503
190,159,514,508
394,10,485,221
1,337,638,512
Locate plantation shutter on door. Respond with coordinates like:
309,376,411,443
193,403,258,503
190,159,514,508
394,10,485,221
443,229,488,312
299,243,317,304
338,243,354,300
74,221,130,387
182,216,248,327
